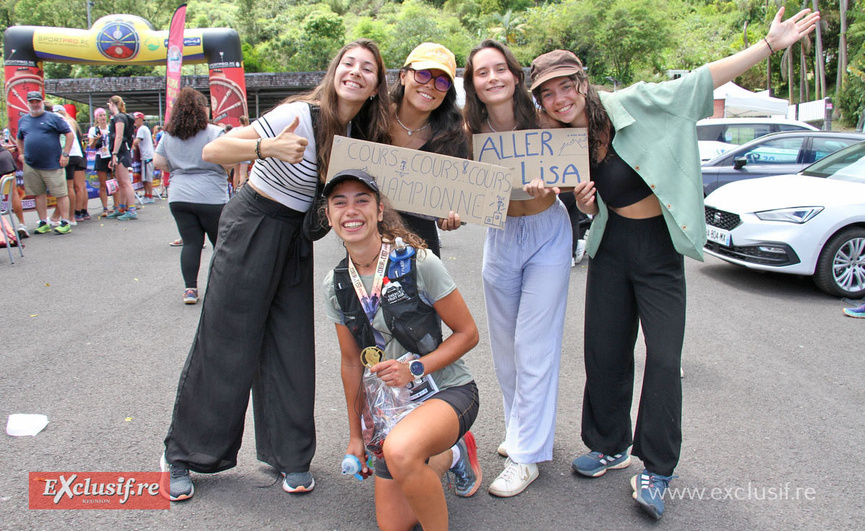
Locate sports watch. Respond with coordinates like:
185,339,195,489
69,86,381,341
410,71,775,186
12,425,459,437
409,360,425,379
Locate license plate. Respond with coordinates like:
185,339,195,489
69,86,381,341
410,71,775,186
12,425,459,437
706,226,731,246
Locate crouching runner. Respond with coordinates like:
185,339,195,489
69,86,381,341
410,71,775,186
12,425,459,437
322,169,482,531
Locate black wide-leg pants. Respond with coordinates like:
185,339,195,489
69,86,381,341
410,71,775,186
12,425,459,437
581,210,685,477
165,185,316,475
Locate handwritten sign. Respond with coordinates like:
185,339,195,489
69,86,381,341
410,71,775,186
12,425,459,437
473,128,589,199
327,136,512,229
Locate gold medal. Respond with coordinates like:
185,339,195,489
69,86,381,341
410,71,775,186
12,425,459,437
361,346,384,368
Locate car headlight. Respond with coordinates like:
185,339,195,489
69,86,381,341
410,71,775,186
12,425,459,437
754,207,824,223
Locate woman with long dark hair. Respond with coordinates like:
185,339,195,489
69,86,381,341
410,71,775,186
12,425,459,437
323,169,481,530
388,42,466,256
154,87,229,304
463,39,572,498
530,7,819,520
160,39,391,502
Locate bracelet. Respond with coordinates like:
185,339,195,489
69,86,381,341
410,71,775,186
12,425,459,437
255,138,264,160
764,38,775,54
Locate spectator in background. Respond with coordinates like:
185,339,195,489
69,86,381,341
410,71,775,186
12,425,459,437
106,95,137,220
51,105,89,223
154,87,229,304
153,125,164,146
0,139,29,239
133,112,155,204
16,91,74,235
88,108,113,216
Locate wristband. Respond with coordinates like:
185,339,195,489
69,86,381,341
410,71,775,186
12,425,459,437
255,138,264,160
764,38,775,54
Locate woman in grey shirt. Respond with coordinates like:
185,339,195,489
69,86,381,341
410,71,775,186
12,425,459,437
155,87,229,304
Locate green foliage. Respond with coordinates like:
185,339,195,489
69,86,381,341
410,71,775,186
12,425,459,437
0,0,859,113
289,9,346,71
490,9,528,45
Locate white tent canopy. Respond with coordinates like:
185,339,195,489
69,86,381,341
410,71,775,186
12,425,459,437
713,82,789,117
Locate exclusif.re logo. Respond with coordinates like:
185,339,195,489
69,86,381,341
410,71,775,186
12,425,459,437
29,472,169,510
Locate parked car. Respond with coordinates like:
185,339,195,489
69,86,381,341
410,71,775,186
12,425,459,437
697,117,818,162
700,130,865,196
703,141,865,298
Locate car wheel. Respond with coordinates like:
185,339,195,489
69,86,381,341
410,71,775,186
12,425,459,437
814,227,865,298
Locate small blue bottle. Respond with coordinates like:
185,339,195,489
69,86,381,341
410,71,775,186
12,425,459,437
387,237,415,279
341,454,372,481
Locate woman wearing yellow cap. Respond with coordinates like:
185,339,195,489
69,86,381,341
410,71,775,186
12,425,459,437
388,42,468,256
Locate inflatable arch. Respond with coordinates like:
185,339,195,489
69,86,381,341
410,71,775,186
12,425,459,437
3,14,248,138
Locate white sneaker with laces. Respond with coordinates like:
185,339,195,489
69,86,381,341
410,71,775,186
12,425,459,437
488,458,538,497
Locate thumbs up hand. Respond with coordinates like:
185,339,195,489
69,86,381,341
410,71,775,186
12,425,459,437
259,116,309,164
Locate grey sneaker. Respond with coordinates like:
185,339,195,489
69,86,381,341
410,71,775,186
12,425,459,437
448,431,482,497
282,471,314,493
160,453,194,501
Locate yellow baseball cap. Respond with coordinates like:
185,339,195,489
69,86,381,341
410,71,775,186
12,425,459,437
404,43,457,81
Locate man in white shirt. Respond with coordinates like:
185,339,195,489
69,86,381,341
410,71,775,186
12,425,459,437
133,112,155,203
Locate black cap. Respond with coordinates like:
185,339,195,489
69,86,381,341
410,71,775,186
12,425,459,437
323,169,380,198
26,91,44,101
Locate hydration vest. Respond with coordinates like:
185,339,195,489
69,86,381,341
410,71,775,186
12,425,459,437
333,251,443,356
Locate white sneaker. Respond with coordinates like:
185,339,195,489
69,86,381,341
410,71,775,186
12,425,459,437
497,442,508,457
574,239,586,264
488,458,538,497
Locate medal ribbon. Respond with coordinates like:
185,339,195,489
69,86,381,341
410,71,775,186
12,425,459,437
347,242,391,349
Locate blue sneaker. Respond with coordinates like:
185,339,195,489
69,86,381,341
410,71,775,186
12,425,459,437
282,471,314,493
448,431,482,497
572,450,630,477
843,303,865,318
631,469,675,520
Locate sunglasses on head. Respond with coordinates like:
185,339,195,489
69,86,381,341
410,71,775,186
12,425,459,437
410,69,452,93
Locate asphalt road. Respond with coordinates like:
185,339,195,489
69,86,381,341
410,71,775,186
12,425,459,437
2,197,862,530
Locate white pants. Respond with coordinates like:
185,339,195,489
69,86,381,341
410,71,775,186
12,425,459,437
482,199,572,464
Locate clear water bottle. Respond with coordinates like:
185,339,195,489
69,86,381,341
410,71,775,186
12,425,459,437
387,237,415,279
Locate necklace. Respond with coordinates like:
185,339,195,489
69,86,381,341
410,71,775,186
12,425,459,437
350,255,376,268
486,117,517,133
395,113,430,136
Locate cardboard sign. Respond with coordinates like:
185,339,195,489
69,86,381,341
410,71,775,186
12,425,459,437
473,128,589,199
327,136,512,229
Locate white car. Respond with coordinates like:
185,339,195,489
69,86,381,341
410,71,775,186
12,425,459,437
697,117,818,162
704,141,865,298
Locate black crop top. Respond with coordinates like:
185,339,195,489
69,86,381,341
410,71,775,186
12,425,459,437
590,142,653,209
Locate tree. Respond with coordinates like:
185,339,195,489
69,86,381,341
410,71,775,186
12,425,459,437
591,0,674,83
490,9,528,44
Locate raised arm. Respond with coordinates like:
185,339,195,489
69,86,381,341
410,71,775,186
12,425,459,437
708,7,820,89
201,117,308,165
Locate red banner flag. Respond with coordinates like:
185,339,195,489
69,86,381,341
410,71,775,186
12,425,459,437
164,4,187,125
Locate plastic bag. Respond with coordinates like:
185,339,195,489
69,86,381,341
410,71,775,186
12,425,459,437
360,368,417,459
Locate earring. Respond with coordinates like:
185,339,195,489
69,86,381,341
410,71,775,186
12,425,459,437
369,95,375,101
